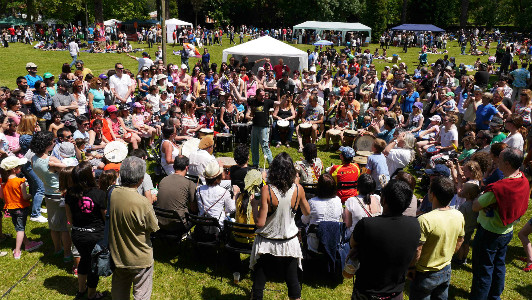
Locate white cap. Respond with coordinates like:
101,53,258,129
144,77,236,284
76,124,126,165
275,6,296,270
181,64,188,70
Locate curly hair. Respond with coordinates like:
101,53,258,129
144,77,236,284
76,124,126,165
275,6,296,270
30,131,55,155
268,152,296,194
233,144,249,166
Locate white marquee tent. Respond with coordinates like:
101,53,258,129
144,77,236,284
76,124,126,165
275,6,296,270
166,19,193,43
104,19,121,26
293,21,372,41
222,36,308,72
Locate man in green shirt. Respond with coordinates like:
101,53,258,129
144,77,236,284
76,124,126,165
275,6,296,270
470,147,529,299
109,157,159,300
489,117,506,144
409,177,465,299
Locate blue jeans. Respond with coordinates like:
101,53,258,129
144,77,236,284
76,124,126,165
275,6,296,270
70,55,77,68
410,264,451,300
22,162,45,218
271,120,294,144
251,126,273,167
470,226,513,300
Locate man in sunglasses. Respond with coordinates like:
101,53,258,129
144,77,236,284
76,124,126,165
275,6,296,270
109,63,135,104
24,62,43,90
52,79,79,131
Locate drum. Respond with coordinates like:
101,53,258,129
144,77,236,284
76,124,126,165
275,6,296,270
180,138,200,158
354,134,375,152
328,129,342,147
232,123,250,144
343,130,358,147
215,133,233,153
277,120,290,144
353,156,368,172
198,128,214,139
426,145,440,156
300,123,313,145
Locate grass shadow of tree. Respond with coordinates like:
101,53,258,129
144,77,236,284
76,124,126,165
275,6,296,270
43,275,78,296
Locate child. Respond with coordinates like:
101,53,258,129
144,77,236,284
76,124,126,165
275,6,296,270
458,136,477,163
144,103,162,136
132,102,157,145
58,142,79,167
48,112,64,138
199,107,216,130
360,115,372,129
417,115,441,140
454,182,481,265
146,85,161,115
366,138,390,191
0,156,43,259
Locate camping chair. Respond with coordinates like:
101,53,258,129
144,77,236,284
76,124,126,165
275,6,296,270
418,52,428,68
185,212,222,277
222,220,257,255
301,183,318,200
148,137,167,177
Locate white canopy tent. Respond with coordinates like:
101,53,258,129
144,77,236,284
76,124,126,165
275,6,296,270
104,19,121,26
222,36,308,72
166,19,193,43
293,21,372,42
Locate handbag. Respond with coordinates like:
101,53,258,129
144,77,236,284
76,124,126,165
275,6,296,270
91,185,116,277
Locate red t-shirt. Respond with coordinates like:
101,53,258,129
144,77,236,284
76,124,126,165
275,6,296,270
329,163,360,203
273,64,290,79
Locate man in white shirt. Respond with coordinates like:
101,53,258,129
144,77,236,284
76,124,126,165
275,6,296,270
127,52,153,74
68,39,79,68
109,63,135,104
188,136,216,185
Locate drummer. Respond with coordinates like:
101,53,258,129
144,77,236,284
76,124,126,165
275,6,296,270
181,101,205,137
219,93,239,133
325,101,353,150
272,94,296,147
296,95,324,153
199,107,216,130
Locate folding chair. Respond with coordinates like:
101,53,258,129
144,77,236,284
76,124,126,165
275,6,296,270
222,220,257,255
151,206,190,243
185,212,222,277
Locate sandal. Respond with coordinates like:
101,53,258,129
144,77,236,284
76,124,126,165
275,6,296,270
88,291,108,300
75,288,88,299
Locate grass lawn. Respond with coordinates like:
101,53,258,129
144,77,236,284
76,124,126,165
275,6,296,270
1,40,531,300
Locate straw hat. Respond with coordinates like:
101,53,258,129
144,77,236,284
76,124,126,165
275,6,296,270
204,160,223,179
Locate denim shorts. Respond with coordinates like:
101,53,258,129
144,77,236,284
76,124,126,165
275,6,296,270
8,207,29,232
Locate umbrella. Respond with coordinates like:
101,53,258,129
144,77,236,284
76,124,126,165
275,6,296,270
313,40,333,46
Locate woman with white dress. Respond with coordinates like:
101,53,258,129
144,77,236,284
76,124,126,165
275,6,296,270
250,152,310,300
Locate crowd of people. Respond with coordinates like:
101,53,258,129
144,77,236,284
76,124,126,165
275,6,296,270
0,27,532,300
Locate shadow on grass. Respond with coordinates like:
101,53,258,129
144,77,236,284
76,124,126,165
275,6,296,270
514,283,532,299
201,286,248,300
43,275,77,296
448,284,470,300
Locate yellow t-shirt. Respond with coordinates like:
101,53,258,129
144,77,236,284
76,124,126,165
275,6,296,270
417,208,465,272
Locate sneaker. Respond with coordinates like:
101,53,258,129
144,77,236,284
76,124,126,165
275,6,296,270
25,241,43,252
72,266,78,277
13,250,21,259
0,251,7,257
30,215,48,223
40,208,47,214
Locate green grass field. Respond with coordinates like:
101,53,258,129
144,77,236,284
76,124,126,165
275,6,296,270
1,40,531,300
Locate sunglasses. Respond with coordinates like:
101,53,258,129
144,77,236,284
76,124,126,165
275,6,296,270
116,68,124,70
82,123,90,126
64,135,72,139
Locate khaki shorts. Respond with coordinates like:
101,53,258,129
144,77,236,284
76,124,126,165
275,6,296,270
45,197,68,232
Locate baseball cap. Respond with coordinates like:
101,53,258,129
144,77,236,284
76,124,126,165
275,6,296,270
0,156,28,171
99,74,108,80
339,146,356,160
58,142,76,158
489,116,504,127
429,115,441,122
258,67,265,72
142,51,149,57
26,62,37,68
106,105,118,113
446,91,455,97
181,64,188,70
413,102,423,110
133,102,143,108
141,66,149,71
425,164,450,177
43,72,54,79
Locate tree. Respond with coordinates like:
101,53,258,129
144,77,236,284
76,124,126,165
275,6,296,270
363,0,387,39
94,0,103,24
190,0,205,26
459,0,470,27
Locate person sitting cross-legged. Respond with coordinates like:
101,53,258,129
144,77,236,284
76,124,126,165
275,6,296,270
296,95,324,152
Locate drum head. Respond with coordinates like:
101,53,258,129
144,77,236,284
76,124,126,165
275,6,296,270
200,128,213,134
427,145,438,153
300,123,312,129
328,129,341,135
217,133,233,137
217,156,236,167
181,138,200,157
277,120,289,127
353,156,368,165
344,130,358,137
357,150,372,157
354,135,375,152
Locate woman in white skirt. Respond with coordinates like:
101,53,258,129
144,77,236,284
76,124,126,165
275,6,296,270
250,152,310,300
